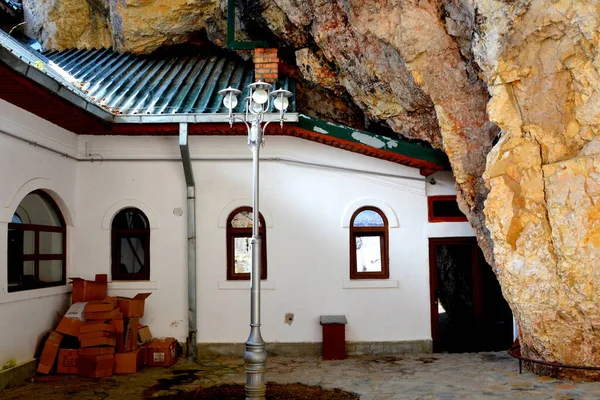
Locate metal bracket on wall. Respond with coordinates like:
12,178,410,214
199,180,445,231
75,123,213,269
227,0,269,50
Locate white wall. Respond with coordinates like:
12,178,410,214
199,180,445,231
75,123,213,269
0,96,474,366
76,134,433,344
0,100,77,365
75,159,188,341
193,138,429,343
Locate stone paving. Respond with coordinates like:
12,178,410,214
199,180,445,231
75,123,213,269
3,352,600,399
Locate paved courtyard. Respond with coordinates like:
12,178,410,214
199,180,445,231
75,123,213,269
3,352,600,399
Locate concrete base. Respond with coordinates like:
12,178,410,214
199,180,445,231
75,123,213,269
198,340,432,359
0,359,36,391
347,340,432,355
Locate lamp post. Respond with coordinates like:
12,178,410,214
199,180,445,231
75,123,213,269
219,82,293,400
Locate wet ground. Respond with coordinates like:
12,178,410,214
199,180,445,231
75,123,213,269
2,352,600,399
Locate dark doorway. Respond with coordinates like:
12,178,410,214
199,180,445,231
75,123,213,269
429,237,513,353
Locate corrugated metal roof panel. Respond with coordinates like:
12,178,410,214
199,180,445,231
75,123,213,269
42,47,295,115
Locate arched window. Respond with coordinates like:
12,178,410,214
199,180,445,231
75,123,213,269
350,207,389,279
227,207,267,280
7,190,66,292
111,208,150,281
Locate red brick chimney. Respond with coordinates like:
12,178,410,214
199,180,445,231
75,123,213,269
253,48,279,82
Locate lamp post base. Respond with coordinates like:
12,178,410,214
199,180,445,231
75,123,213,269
243,328,267,400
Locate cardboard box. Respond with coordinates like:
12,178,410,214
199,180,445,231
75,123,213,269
139,343,149,365
79,347,115,356
55,317,83,338
114,348,145,374
80,322,115,335
84,297,118,313
84,307,120,321
80,335,117,348
37,331,64,374
115,331,125,354
148,338,178,367
124,318,139,352
80,331,116,341
56,349,78,374
70,274,107,304
138,325,152,344
78,354,114,378
117,293,151,318
109,316,124,333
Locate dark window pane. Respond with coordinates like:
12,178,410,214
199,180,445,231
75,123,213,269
113,210,148,229
234,236,252,273
355,236,382,273
118,237,145,274
11,214,22,223
431,199,465,218
353,209,384,227
40,260,63,284
23,231,35,255
39,232,63,254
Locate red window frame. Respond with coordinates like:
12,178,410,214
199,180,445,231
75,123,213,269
111,208,151,281
349,206,389,280
226,207,267,281
7,190,67,292
427,195,468,223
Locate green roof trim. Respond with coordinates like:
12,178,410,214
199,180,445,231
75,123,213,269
297,114,449,167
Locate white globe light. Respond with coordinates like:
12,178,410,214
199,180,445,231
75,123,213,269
250,99,263,114
223,93,238,109
274,95,289,111
251,89,269,105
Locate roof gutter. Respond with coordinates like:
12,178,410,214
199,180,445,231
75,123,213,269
178,123,197,361
114,113,299,124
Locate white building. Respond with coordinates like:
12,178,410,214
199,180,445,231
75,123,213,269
0,30,510,377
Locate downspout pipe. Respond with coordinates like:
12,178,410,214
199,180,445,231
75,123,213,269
179,123,197,361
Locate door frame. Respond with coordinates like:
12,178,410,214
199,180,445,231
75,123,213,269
428,236,480,352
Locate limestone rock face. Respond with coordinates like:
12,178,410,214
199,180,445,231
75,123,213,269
478,0,600,378
23,0,112,50
107,0,223,53
23,0,231,53
18,0,600,378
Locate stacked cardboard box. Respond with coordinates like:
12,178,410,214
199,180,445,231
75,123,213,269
36,275,179,378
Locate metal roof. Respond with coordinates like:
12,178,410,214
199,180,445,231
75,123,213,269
42,47,295,115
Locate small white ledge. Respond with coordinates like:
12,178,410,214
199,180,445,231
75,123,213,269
342,280,399,289
108,281,158,291
218,281,275,290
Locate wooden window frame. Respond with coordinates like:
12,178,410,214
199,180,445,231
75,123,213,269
7,190,67,292
226,207,267,281
427,195,468,223
349,206,389,280
111,208,150,281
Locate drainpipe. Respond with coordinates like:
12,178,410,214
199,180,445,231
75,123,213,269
179,123,197,361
